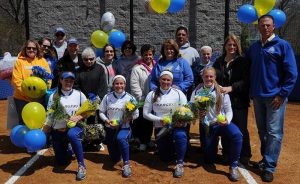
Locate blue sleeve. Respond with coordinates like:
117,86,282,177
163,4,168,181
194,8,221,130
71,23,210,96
150,64,159,91
280,42,298,97
178,59,194,93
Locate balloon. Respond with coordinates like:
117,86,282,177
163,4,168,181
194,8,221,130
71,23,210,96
24,129,46,152
95,48,104,58
10,125,29,148
237,4,258,24
150,0,171,14
108,30,126,48
254,0,276,17
22,102,46,129
21,76,47,99
167,0,186,13
269,9,286,28
91,30,108,48
101,12,115,32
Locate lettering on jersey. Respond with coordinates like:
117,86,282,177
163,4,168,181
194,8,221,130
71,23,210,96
64,104,80,108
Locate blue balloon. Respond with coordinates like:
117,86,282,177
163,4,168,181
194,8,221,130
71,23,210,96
95,48,104,58
10,125,29,148
108,30,126,48
269,9,286,28
167,0,186,13
237,4,258,24
24,129,46,152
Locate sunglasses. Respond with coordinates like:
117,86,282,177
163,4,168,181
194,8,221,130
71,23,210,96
105,50,114,53
84,57,95,61
124,47,132,50
26,47,37,51
42,45,50,49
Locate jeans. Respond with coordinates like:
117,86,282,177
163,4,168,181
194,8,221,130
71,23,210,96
105,127,131,165
14,98,28,125
253,97,287,173
203,123,242,168
51,126,85,167
155,127,187,164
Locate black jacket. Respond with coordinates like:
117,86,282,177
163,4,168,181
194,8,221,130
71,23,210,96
75,63,108,100
213,56,250,109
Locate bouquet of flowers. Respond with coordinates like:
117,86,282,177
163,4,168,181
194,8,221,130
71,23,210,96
190,88,215,118
67,93,101,128
32,66,53,85
123,98,139,120
156,105,194,141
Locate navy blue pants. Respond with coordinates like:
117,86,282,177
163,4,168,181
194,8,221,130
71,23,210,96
155,127,187,164
104,127,131,165
51,126,85,167
203,123,242,168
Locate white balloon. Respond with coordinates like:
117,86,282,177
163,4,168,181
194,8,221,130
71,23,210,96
101,12,115,32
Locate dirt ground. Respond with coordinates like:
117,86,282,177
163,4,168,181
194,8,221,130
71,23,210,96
0,99,300,184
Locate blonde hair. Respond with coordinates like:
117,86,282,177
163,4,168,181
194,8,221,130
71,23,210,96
202,67,222,114
222,34,242,57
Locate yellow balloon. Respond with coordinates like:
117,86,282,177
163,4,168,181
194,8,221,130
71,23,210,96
22,102,46,129
21,76,47,99
254,0,276,17
150,0,171,14
91,30,108,48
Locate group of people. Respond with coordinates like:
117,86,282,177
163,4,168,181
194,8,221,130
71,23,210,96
9,15,298,182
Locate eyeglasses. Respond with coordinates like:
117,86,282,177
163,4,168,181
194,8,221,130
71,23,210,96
26,47,37,51
42,45,50,49
105,50,114,53
84,57,95,61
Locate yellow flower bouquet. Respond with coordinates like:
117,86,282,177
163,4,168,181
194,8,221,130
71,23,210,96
172,106,195,123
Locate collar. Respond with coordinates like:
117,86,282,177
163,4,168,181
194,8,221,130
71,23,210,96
61,89,73,96
113,91,126,99
159,87,172,95
261,34,275,46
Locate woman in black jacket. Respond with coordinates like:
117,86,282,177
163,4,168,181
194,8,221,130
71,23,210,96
213,34,251,165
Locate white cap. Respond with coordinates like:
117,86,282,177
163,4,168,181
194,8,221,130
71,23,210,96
112,75,126,83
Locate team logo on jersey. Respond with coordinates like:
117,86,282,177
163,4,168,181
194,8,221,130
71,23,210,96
267,46,275,54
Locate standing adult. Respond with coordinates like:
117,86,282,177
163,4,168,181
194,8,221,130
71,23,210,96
53,27,68,60
96,44,117,93
114,40,140,93
130,44,156,151
144,71,188,178
39,38,58,73
246,15,298,182
52,38,83,88
75,47,107,151
11,39,51,125
213,34,251,165
99,75,139,178
42,71,87,181
150,39,193,94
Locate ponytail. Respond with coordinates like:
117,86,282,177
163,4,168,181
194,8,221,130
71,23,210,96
152,87,161,103
213,80,222,114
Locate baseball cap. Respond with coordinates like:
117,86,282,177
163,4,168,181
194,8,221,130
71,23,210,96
55,27,66,34
61,71,75,79
67,38,79,45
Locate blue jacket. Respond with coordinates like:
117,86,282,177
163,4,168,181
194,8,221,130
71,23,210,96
150,57,193,94
246,36,298,98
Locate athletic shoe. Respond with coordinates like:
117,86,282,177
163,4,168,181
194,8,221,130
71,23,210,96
262,170,273,182
229,166,240,181
139,144,147,151
174,164,184,178
122,164,131,177
76,165,86,180
253,160,265,171
147,141,156,148
96,143,105,151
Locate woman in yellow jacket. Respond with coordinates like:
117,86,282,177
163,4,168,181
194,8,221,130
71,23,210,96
11,39,51,125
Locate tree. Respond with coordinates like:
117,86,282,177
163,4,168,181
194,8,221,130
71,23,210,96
0,0,25,24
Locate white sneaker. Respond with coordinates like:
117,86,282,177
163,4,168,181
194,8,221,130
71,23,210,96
139,144,147,151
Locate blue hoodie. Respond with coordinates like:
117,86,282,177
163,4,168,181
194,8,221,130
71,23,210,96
150,57,194,94
246,35,298,98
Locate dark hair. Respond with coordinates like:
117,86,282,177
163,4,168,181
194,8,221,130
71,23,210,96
103,43,117,60
160,39,180,60
121,40,137,55
140,44,155,56
152,87,160,103
20,39,43,59
258,14,274,24
176,25,188,35
38,37,58,60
